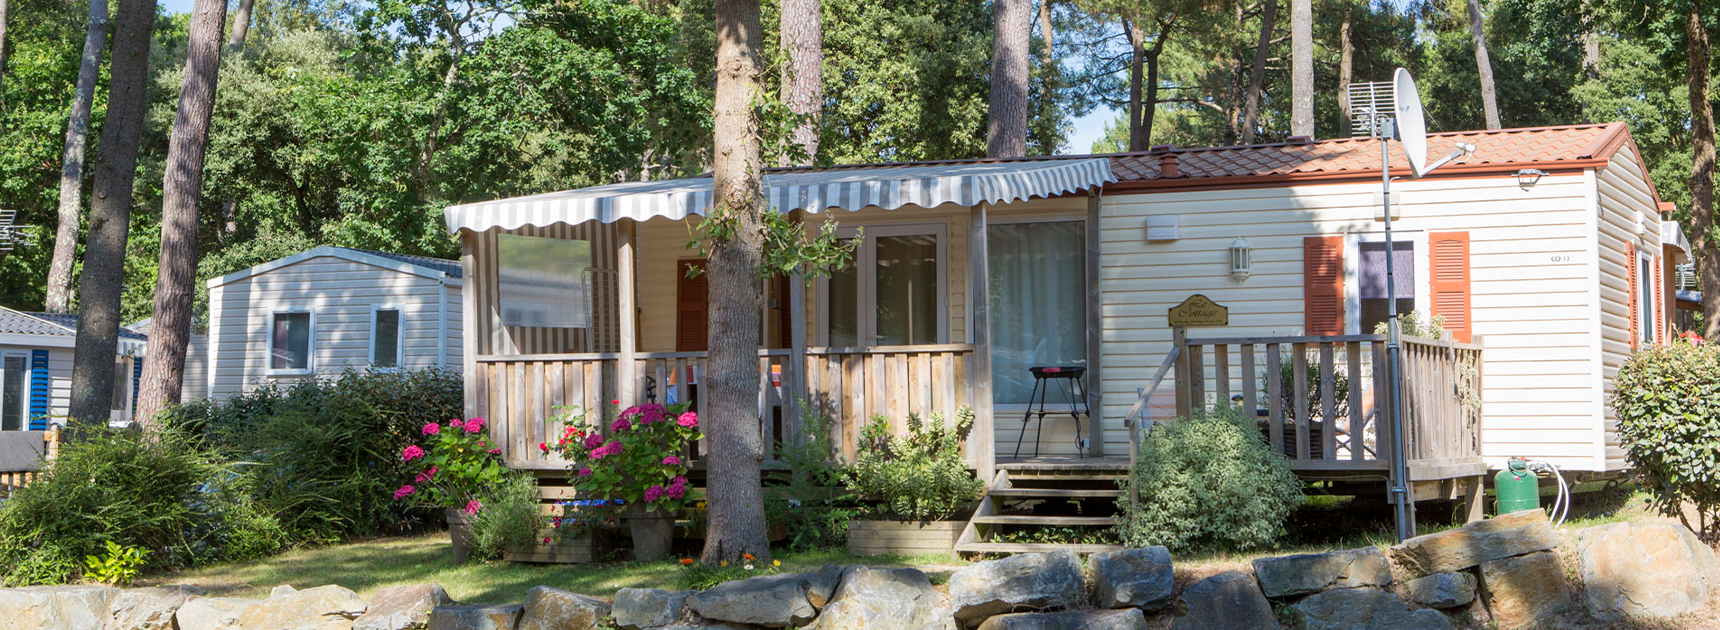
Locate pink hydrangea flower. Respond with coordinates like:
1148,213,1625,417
639,404,666,424
670,475,687,487
448,418,464,429
643,485,666,503
612,417,632,433
583,433,603,449
488,448,502,455
577,467,593,477
666,483,686,499
464,418,486,433
465,499,482,515
393,485,416,500
414,466,438,483
677,412,698,428
422,422,441,436
401,445,425,461
662,455,682,466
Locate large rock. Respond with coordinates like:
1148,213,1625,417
1290,587,1451,630
612,589,691,630
810,566,953,630
806,564,846,609
237,585,368,630
948,551,1085,627
1578,520,1720,621
687,573,815,628
1090,548,1173,611
354,585,453,630
0,586,121,630
516,587,608,630
1251,547,1392,598
425,605,522,630
974,610,1147,630
1405,572,1476,609
177,598,262,630
107,585,205,630
1169,571,1279,630
1389,510,1559,577
1478,551,1571,629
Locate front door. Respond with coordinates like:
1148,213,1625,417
822,224,948,347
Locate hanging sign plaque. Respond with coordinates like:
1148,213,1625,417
1168,294,1229,327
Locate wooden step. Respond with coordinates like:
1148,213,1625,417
988,488,1122,499
1002,473,1126,483
969,515,1117,526
953,541,1125,554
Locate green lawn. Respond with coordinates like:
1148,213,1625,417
140,535,967,603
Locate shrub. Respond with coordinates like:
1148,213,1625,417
167,368,462,543
0,430,235,584
766,405,858,551
1116,409,1303,552
467,473,542,561
394,417,511,512
1613,338,1720,540
551,403,701,515
847,407,984,522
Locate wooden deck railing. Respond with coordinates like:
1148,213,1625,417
476,344,976,470
1169,334,1483,478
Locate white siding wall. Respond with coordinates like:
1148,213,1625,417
206,256,460,400
1595,145,1665,471
1099,174,1607,470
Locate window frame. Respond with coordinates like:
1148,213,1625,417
815,222,949,347
0,351,27,431
267,309,316,376
1343,230,1431,335
1638,248,1657,345
368,304,406,369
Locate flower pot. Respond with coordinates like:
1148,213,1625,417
446,508,477,564
626,506,675,562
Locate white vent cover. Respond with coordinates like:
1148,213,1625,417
1146,215,1180,241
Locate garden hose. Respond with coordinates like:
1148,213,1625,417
1522,459,1570,526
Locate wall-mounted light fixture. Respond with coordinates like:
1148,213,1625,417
1515,168,1548,188
1229,236,1252,281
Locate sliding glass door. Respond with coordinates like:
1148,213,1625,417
823,224,948,347
988,220,1087,405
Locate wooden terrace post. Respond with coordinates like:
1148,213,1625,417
969,202,996,481
617,219,638,407
1172,326,1191,420
1085,190,1104,456
789,271,807,438
460,231,480,420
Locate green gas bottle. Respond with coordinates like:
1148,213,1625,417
1495,457,1540,515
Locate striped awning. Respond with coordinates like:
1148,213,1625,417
443,158,1115,233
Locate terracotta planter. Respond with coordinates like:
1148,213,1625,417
445,508,476,563
627,506,674,561
846,520,964,556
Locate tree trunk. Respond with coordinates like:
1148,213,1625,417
1241,0,1277,144
1034,0,1056,151
1136,25,1167,151
987,0,1029,157
0,0,11,94
1337,3,1354,137
1290,0,1313,137
1686,1,1718,339
701,0,771,565
778,0,820,166
68,0,156,427
1467,0,1501,130
227,0,253,48
136,0,227,427
45,0,111,314
1125,17,1144,151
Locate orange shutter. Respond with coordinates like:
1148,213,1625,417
1304,236,1346,335
1626,242,1638,350
1654,255,1665,345
676,259,708,352
1428,232,1473,343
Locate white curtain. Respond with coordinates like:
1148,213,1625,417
988,221,1087,405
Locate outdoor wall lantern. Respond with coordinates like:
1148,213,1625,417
1229,236,1252,281
1516,168,1548,189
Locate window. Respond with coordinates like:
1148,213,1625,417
371,307,403,368
1639,250,1656,345
270,311,313,373
498,234,592,328
820,224,947,346
988,221,1088,405
1358,240,1416,334
111,358,128,411
1,354,25,431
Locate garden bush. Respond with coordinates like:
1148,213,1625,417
1613,336,1720,540
1116,408,1303,552
765,405,857,551
468,473,542,561
165,368,462,543
847,407,984,522
0,429,283,585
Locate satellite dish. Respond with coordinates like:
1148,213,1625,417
1393,68,1429,177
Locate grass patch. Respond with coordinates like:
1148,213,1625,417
141,535,967,602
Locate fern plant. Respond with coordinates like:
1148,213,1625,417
83,541,148,586
847,407,984,522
